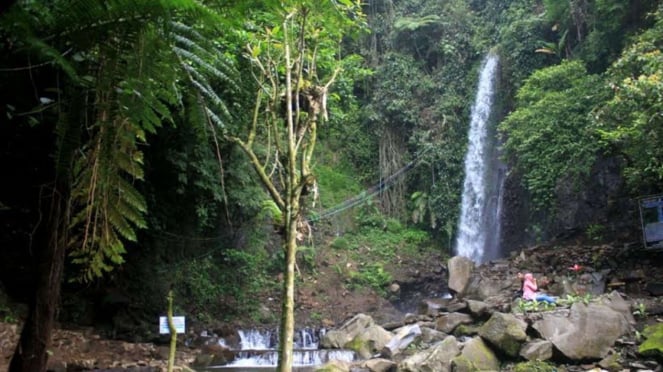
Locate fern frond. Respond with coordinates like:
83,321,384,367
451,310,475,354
174,46,232,85
115,151,144,180
206,107,227,129
116,198,147,228
107,207,138,242
117,177,148,213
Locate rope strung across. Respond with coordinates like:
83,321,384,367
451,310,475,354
307,151,425,222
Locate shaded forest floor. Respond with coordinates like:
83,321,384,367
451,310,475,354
2,234,663,370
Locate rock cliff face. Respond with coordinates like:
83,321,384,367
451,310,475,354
500,155,635,253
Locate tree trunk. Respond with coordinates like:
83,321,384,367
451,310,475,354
277,219,297,372
9,190,68,372
277,197,299,372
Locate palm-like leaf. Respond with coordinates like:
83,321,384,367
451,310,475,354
1,0,235,281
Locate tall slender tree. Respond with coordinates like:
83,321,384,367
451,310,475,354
227,1,365,370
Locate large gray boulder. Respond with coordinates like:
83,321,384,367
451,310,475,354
533,299,633,360
447,256,474,296
601,290,636,326
466,299,491,318
420,326,447,345
361,358,397,372
382,324,422,358
418,298,451,316
468,277,514,301
321,313,377,348
478,312,527,357
435,312,473,334
397,335,460,372
349,325,394,359
452,337,500,372
519,339,553,361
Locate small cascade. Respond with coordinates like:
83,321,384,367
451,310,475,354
212,328,355,370
238,329,273,350
455,53,505,264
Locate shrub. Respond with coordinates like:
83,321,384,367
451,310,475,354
349,263,392,296
330,236,351,250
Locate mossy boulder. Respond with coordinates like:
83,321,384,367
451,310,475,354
343,324,392,359
512,360,557,372
455,337,499,371
314,360,350,372
453,323,480,337
450,355,476,372
639,323,663,360
478,312,527,357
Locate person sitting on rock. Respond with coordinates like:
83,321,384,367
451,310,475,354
522,273,556,304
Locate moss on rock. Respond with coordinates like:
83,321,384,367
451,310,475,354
512,360,557,372
639,323,663,360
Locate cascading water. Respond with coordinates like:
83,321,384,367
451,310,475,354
211,328,355,370
455,53,506,264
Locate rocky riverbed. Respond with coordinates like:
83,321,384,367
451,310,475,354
1,239,663,371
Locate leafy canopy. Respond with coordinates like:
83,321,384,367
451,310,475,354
499,60,610,210
594,6,663,193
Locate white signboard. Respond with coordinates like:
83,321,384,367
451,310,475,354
159,316,185,334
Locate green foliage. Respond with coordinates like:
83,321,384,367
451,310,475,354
0,302,18,324
348,263,392,296
633,302,648,318
309,311,322,322
0,0,240,282
515,298,556,313
342,222,433,260
174,248,271,320
410,191,431,226
638,323,663,358
330,236,351,250
225,2,368,367
390,0,476,70
557,293,593,306
499,60,610,211
394,15,441,32
172,21,239,129
594,6,663,193
585,223,605,241
259,199,283,225
496,1,554,87
174,257,225,314
355,201,387,230
513,360,557,372
367,53,435,132
314,163,363,210
385,218,403,233
296,245,317,271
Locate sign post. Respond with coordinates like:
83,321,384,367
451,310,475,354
159,316,186,334
639,194,663,249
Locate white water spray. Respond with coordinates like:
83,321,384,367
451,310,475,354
455,53,505,263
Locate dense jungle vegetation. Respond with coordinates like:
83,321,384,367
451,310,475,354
1,0,663,370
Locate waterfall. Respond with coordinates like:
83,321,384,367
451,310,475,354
455,53,505,263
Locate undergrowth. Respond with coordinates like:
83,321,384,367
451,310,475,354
329,208,441,297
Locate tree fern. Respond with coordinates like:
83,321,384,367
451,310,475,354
41,0,228,281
